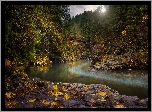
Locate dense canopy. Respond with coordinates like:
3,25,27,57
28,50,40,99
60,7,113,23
4,4,149,109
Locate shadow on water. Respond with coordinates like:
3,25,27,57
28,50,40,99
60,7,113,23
26,60,148,99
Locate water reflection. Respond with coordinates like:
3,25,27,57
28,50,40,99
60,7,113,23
26,60,148,98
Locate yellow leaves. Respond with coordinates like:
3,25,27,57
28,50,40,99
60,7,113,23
53,92,60,97
139,50,148,55
89,99,95,103
52,85,58,90
81,91,85,95
5,59,11,67
122,30,126,36
58,105,65,108
28,98,36,103
48,89,63,97
114,101,126,108
99,92,106,97
83,85,90,88
35,55,50,67
114,104,126,108
50,102,57,108
40,99,50,104
5,101,17,108
54,97,58,101
5,92,12,99
50,60,52,63
38,66,48,73
48,90,59,97
142,15,148,21
22,73,28,79
72,91,77,95
48,90,52,94
63,94,70,100
5,92,16,99
62,86,68,92
48,85,62,97
24,81,33,90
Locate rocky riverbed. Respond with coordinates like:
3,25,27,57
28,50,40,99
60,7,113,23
91,53,148,70
5,76,148,108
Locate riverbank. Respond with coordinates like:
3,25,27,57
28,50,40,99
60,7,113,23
90,53,148,71
5,76,148,108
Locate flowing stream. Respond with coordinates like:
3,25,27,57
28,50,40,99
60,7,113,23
26,60,148,99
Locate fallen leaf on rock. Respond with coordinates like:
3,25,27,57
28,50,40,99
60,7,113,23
53,92,60,97
5,92,16,99
52,85,58,90
114,104,126,108
63,94,70,100
62,86,68,92
5,101,17,108
72,91,77,95
83,85,90,88
58,105,65,108
40,99,50,104
5,92,12,99
50,102,57,108
82,91,85,95
28,98,36,102
89,99,95,103
99,92,106,96
48,90,63,97
48,90,52,94
54,97,58,101
24,81,32,88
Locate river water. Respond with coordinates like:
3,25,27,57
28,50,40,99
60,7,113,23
26,60,148,99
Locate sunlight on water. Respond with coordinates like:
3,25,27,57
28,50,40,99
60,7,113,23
68,63,148,89
27,60,148,98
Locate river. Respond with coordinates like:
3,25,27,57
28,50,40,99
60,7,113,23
26,60,148,99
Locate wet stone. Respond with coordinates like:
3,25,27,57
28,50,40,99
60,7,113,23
62,99,81,107
5,76,148,108
128,105,141,108
85,102,93,106
94,100,106,106
79,104,86,108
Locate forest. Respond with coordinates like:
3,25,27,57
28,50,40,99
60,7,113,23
4,5,149,109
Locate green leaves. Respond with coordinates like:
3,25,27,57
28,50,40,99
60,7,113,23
68,5,148,69
5,5,71,69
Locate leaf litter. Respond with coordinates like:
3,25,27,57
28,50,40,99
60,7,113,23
5,77,148,108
